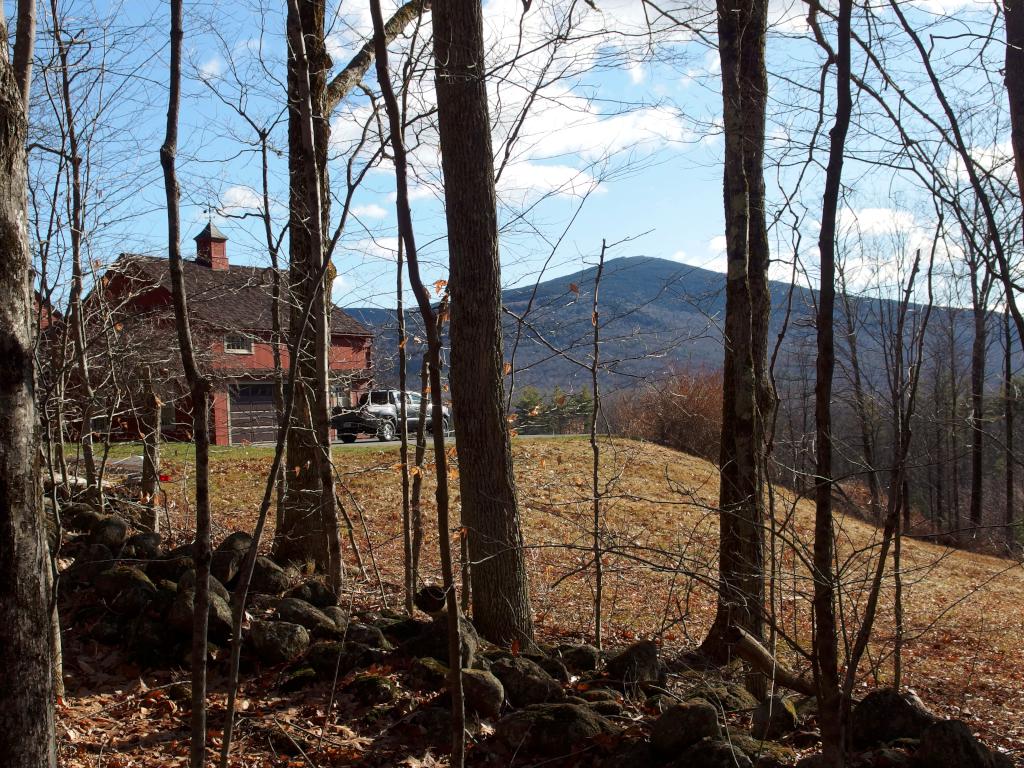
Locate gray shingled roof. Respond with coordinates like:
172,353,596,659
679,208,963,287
110,254,371,337
194,222,228,241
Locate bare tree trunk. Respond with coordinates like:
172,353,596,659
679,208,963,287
431,0,534,649
275,0,341,587
411,357,428,582
288,0,344,592
949,324,962,535
1005,0,1024,204
0,4,58,764
159,4,213,764
968,266,991,530
371,5,464,762
275,0,423,576
53,0,99,501
220,277,320,768
1005,309,1016,545
141,367,161,532
811,0,853,763
590,242,605,650
260,138,288,523
701,2,771,700
398,241,414,614
839,273,882,520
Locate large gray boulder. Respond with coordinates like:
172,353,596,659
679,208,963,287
651,700,722,757
249,556,290,595
285,579,337,608
305,640,380,680
64,502,105,533
751,696,799,740
178,569,231,603
89,516,129,552
345,622,392,650
249,620,309,664
400,614,479,667
851,688,938,749
145,545,193,582
669,738,753,768
274,597,339,636
605,640,662,686
495,703,616,755
123,531,162,560
67,543,114,583
557,643,601,673
914,720,1006,768
95,565,156,614
462,668,505,719
168,589,233,642
211,531,252,586
490,656,564,707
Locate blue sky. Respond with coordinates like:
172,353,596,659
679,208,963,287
17,0,1014,311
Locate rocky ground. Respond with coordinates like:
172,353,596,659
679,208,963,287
54,494,1017,768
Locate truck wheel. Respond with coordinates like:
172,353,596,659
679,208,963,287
340,434,357,444
377,420,396,442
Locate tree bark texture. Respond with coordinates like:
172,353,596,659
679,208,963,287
275,0,424,573
0,6,58,765
370,4,465,760
1006,0,1024,203
969,296,988,528
701,0,773,682
159,2,214,763
276,0,337,571
432,0,535,647
141,368,161,532
54,0,99,497
812,0,854,763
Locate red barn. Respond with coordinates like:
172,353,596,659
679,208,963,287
99,224,372,445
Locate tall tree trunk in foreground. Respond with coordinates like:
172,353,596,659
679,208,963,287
968,274,989,530
0,4,58,765
371,4,465,762
140,367,161,532
839,274,882,520
590,243,606,649
274,0,425,575
275,0,339,578
812,0,853,764
53,0,99,499
700,1,772,694
432,0,535,647
1006,0,1024,203
1005,309,1016,545
159,3,214,764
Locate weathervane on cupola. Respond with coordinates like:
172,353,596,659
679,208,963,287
195,206,229,271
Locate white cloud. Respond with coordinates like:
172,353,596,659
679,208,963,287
837,207,916,237
349,236,400,263
331,273,346,299
944,140,1015,181
768,0,808,33
220,185,262,214
496,161,599,208
663,235,726,274
352,203,388,219
909,0,990,12
198,56,224,81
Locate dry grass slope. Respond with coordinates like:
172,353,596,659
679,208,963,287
150,436,1024,750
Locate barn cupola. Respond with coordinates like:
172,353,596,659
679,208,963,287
195,222,228,270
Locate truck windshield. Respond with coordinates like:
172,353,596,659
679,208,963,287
358,392,390,406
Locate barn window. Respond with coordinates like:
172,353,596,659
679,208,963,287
225,334,253,354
